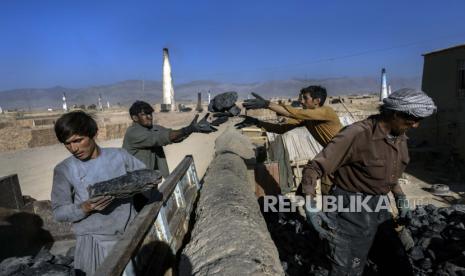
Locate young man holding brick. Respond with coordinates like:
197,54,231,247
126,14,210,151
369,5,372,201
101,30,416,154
51,111,146,275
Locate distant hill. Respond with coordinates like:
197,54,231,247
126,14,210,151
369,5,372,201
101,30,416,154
0,76,421,110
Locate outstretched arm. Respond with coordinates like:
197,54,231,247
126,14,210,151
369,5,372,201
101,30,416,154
267,102,294,117
242,92,292,116
273,104,333,121
258,118,301,134
235,116,301,134
171,113,217,142
169,128,189,142
243,92,332,121
130,114,217,147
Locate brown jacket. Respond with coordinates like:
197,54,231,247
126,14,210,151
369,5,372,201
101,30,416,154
258,105,342,147
302,115,410,195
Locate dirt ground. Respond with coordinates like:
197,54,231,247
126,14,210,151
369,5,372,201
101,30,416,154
0,114,231,201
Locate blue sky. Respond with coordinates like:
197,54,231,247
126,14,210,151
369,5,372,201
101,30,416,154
1,0,464,90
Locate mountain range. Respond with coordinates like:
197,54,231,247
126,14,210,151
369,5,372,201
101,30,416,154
0,76,421,110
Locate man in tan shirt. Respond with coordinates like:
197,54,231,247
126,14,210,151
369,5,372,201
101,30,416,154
238,85,342,148
237,86,342,194
302,88,437,275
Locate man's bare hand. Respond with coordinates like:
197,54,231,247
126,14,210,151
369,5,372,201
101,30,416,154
81,196,114,214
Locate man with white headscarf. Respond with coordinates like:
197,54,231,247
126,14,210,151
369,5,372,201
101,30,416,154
300,88,436,275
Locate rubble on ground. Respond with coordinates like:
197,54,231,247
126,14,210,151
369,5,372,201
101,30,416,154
263,209,330,276
264,203,465,275
0,247,74,276
400,204,465,275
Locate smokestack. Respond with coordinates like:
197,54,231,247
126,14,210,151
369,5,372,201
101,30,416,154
162,48,176,111
388,85,392,96
62,93,68,112
98,94,103,111
208,90,211,104
0,106,3,114
196,92,203,112
379,68,388,101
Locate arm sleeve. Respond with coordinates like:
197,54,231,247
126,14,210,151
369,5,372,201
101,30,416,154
258,119,302,134
281,105,334,121
309,125,361,175
302,125,360,194
120,148,147,172
51,166,87,223
127,126,172,148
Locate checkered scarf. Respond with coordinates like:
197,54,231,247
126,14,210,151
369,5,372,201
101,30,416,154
382,88,437,118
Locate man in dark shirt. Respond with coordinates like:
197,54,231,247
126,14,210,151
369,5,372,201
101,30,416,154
301,88,437,275
123,101,215,177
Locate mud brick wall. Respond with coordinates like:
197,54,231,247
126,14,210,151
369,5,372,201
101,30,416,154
32,118,56,127
28,127,57,148
15,119,34,128
98,122,131,140
0,127,32,152
0,122,14,129
27,122,131,148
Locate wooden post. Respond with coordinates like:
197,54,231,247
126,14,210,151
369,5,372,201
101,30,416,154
0,174,24,209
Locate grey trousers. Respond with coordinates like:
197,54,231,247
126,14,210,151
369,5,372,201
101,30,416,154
74,234,136,276
323,186,410,276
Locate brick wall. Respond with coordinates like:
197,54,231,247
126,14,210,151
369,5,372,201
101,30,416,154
28,127,58,148
26,122,131,148
15,119,34,128
32,118,56,127
97,122,131,140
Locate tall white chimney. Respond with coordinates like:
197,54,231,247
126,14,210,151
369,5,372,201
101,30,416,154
62,93,68,112
207,90,211,104
388,85,392,96
0,106,3,114
380,68,388,101
98,94,103,111
162,48,176,111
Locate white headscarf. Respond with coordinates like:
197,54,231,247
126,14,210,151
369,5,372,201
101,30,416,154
382,88,437,118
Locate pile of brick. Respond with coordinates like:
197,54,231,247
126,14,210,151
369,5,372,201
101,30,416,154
263,208,330,276
0,126,31,152
264,203,465,276
0,248,74,276
400,204,465,275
